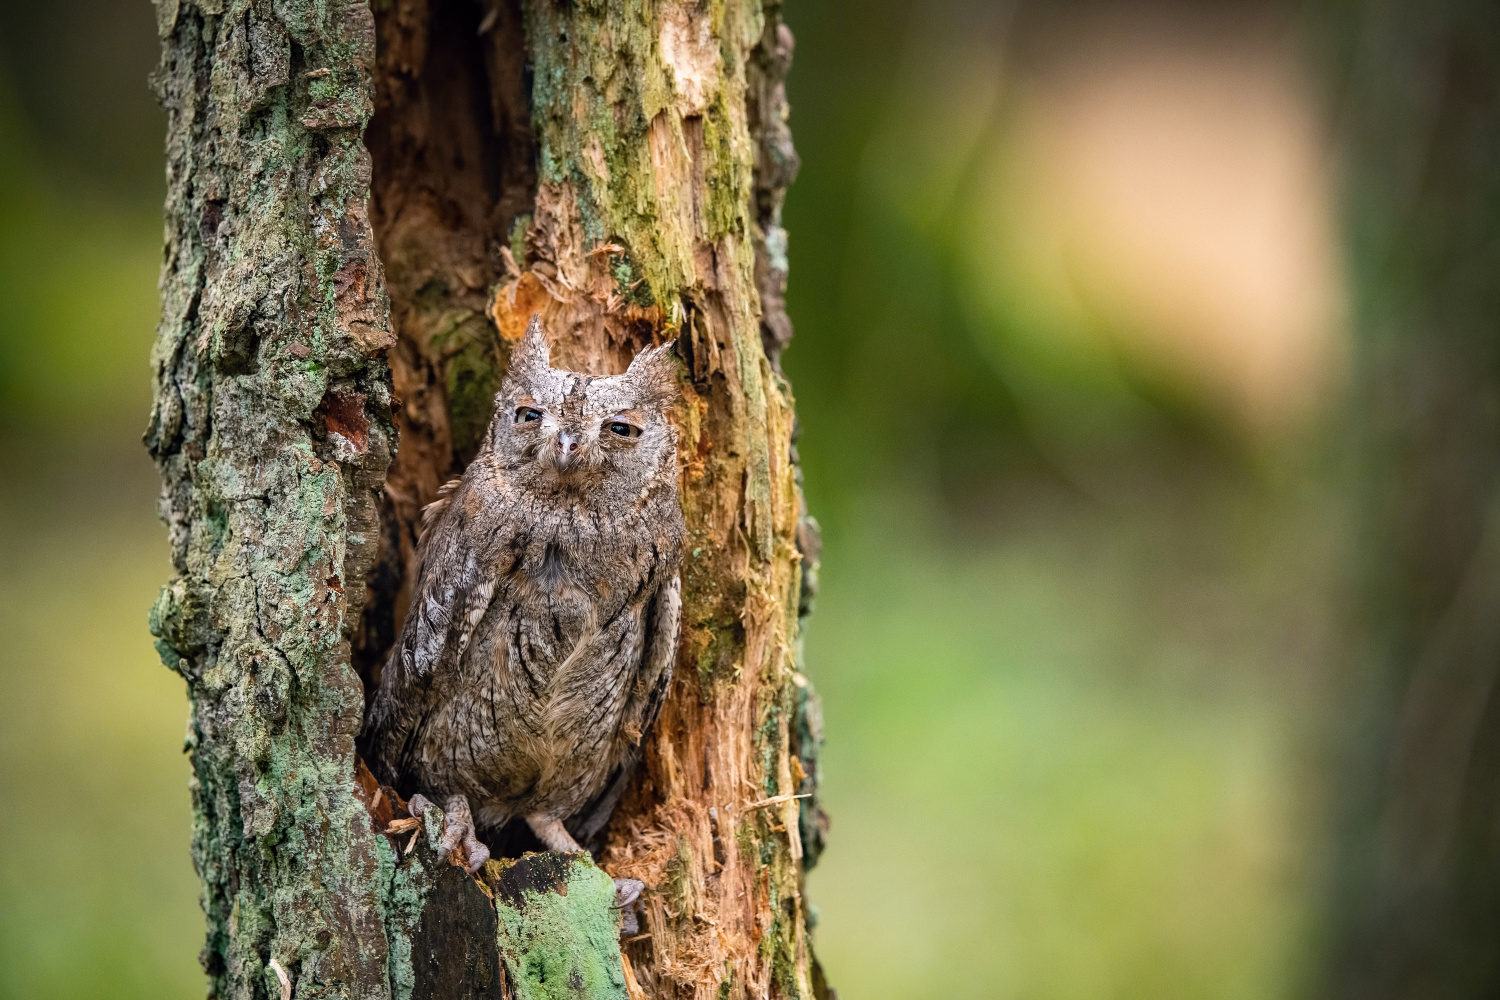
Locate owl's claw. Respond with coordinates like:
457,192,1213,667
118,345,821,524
409,792,491,874
614,878,646,937
614,877,644,908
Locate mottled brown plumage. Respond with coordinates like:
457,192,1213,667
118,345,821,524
364,317,683,873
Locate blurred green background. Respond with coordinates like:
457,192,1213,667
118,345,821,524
0,1,1492,998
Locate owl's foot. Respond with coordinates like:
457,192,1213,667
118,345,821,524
614,877,646,937
409,792,491,874
525,812,583,853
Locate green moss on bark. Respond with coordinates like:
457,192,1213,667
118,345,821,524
491,853,628,1000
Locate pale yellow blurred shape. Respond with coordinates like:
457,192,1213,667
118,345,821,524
970,30,1347,436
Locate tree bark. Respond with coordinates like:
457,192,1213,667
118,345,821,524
147,1,827,998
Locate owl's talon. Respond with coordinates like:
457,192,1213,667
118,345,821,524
408,792,490,874
613,877,644,909
614,878,646,937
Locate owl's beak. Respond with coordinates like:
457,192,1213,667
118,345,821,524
554,430,581,471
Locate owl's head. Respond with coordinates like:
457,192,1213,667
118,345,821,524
490,316,679,496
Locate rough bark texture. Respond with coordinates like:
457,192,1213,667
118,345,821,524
146,1,401,996
147,1,826,998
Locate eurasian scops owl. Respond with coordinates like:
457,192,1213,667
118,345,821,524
363,316,684,874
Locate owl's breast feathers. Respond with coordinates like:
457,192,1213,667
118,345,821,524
364,451,684,826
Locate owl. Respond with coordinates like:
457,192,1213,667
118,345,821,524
363,316,684,875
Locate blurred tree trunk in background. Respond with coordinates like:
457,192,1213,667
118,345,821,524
1326,1,1500,997
145,1,827,998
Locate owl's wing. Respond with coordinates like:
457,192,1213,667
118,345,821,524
363,477,504,778
396,480,502,685
570,572,681,846
633,571,681,739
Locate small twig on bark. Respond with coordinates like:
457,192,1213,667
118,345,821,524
741,793,810,810
268,959,292,1000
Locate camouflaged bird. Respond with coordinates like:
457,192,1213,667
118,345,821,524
364,316,683,874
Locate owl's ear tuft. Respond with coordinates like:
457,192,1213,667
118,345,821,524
625,341,680,408
505,315,551,388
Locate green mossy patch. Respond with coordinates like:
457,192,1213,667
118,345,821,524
491,852,628,1000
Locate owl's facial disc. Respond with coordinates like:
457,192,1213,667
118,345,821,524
509,396,608,480
497,352,670,495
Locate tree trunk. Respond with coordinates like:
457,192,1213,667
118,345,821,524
1324,2,1500,997
146,1,827,998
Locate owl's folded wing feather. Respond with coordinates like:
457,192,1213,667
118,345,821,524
570,571,681,846
363,478,505,779
396,480,503,684
632,572,681,740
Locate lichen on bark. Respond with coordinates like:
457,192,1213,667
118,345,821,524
148,0,399,995
491,853,630,1000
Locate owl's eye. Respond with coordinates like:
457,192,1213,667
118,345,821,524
606,420,642,439
515,407,543,424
